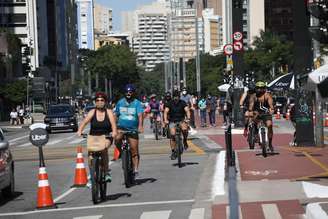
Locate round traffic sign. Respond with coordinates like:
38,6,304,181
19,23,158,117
223,44,234,55
233,41,243,51
233,32,243,41
29,128,49,147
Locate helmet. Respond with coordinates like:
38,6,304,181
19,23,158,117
125,84,136,93
248,82,256,92
150,94,156,98
255,81,266,88
165,91,171,97
94,92,107,101
173,90,180,97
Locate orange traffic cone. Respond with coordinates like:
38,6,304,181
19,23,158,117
275,109,281,119
325,113,328,127
73,146,88,187
37,167,55,209
286,109,290,120
112,146,120,161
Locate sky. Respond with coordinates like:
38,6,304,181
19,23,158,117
95,0,157,31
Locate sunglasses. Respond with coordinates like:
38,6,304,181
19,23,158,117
96,98,105,102
126,91,133,94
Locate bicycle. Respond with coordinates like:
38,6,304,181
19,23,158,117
151,109,161,140
172,122,184,168
253,112,272,158
119,130,138,188
247,120,256,149
82,133,111,204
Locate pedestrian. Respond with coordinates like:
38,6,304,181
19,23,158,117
207,94,217,127
18,106,24,125
198,96,207,127
180,87,196,128
10,108,18,125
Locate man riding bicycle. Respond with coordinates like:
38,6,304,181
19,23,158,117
114,84,144,177
248,81,275,152
240,82,256,137
164,90,191,160
77,92,118,182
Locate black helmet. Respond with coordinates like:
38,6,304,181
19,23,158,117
173,90,180,97
165,91,171,97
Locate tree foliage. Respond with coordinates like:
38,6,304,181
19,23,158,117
138,64,165,96
0,80,26,105
244,31,294,81
81,45,140,96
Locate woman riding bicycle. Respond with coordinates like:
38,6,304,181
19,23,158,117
77,92,118,182
248,81,275,152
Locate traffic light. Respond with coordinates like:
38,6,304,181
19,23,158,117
308,0,328,43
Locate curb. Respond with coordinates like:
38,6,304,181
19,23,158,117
306,202,328,219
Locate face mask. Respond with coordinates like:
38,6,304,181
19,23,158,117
182,91,187,95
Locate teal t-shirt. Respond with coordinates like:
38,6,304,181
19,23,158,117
115,98,144,131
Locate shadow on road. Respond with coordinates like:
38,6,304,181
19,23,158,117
134,177,157,186
106,192,131,201
172,162,199,168
0,191,23,207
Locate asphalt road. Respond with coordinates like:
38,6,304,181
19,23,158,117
0,120,216,219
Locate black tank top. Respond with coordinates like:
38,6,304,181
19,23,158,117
89,109,112,135
254,95,270,113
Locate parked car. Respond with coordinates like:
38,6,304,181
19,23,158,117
273,96,287,115
0,128,14,198
44,104,78,133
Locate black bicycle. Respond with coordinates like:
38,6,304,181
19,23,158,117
82,134,111,204
151,109,161,140
119,130,137,188
173,122,184,168
247,120,256,149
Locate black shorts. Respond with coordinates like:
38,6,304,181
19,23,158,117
256,113,272,122
118,128,139,140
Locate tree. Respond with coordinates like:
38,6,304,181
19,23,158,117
0,80,26,105
244,31,294,81
138,64,165,96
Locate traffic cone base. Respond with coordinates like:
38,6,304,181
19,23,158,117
73,146,88,187
37,167,56,209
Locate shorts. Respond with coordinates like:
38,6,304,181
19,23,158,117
256,113,272,122
118,127,139,139
168,121,187,129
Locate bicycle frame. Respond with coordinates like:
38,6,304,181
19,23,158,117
258,120,268,144
119,130,136,188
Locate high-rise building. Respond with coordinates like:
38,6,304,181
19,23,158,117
128,0,169,71
76,0,94,49
265,0,293,41
202,8,223,55
94,3,113,34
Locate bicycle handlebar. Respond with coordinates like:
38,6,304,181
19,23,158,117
81,133,112,138
118,130,139,135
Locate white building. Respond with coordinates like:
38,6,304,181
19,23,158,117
126,0,169,71
202,8,223,55
76,0,94,49
94,3,113,34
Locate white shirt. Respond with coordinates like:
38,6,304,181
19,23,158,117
10,112,18,119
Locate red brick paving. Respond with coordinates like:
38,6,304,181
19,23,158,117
207,133,293,150
212,200,304,219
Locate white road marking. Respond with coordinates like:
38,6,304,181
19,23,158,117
212,151,226,199
140,210,171,219
17,142,32,147
70,138,85,144
262,204,282,219
47,139,63,145
0,199,195,216
302,182,328,198
54,187,77,203
8,135,28,143
305,203,328,219
73,215,103,219
188,208,205,219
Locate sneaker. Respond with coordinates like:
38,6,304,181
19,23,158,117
104,172,112,182
170,150,177,160
183,139,189,150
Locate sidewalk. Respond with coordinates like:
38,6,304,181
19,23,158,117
0,121,29,130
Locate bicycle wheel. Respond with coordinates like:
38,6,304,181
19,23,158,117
90,158,100,204
155,121,159,140
260,129,267,157
248,125,255,149
175,133,183,168
99,163,107,201
122,149,133,188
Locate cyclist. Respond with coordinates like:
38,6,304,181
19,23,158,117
164,90,191,160
77,92,118,182
161,92,172,137
149,94,160,129
114,84,144,177
248,81,275,152
240,83,256,137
